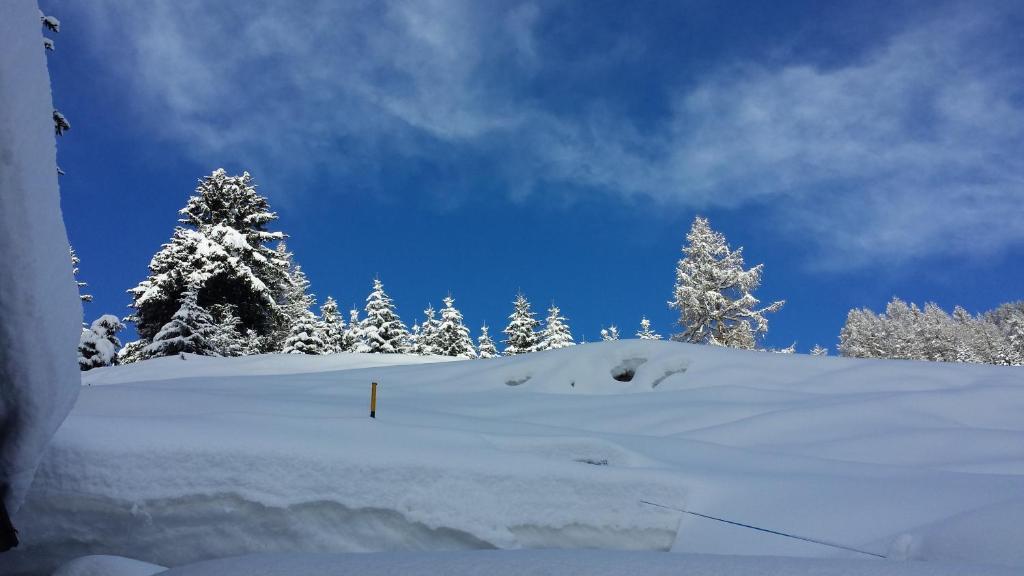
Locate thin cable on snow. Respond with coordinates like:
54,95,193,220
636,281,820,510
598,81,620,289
639,499,888,559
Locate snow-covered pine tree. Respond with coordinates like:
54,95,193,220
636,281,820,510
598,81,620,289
408,323,421,353
127,170,290,358
52,109,69,136
669,216,783,349
416,304,441,355
273,248,316,351
78,315,123,371
69,247,92,302
207,303,246,357
975,319,1014,365
435,296,476,358
882,297,923,360
919,302,956,362
503,292,540,355
282,311,326,355
810,344,829,356
318,296,346,353
344,308,362,352
839,308,883,358
601,326,620,341
537,304,575,351
477,324,499,359
1003,312,1024,366
41,12,60,33
951,306,980,363
357,279,409,354
141,289,219,358
116,339,148,365
636,317,662,340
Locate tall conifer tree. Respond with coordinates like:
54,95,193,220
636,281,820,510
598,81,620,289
127,170,290,357
669,216,783,348
537,304,575,351
357,279,408,354
503,292,540,355
435,296,476,358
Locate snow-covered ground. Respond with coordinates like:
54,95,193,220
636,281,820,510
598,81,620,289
7,341,1024,575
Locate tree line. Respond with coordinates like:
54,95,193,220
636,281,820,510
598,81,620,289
839,298,1024,366
76,170,672,370
74,169,1021,370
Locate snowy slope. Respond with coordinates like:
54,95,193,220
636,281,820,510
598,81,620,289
58,550,1024,576
0,0,83,548
6,341,1024,574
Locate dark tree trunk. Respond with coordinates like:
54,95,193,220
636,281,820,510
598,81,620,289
0,494,17,551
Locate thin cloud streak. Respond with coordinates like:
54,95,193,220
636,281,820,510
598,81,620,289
77,1,1024,268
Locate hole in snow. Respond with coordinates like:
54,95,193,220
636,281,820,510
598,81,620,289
610,358,647,382
506,376,531,387
575,458,609,466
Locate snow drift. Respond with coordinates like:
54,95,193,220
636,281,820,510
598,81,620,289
6,341,1024,574
0,0,83,551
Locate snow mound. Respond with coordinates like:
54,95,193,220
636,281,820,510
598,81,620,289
0,0,83,545
7,341,1024,574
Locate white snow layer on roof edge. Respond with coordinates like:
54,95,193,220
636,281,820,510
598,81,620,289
0,0,83,532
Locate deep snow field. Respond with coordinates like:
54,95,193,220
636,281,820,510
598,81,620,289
5,341,1024,575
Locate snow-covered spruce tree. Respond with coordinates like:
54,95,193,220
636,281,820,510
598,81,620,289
636,317,662,340
810,344,829,356
117,340,147,365
273,249,317,350
435,296,476,358
669,217,783,348
357,279,409,354
416,304,441,355
408,323,421,352
141,289,219,358
318,297,346,353
78,315,124,371
127,170,290,357
537,304,575,351
344,308,362,352
601,326,620,341
477,324,499,359
503,292,540,355
207,303,246,357
69,247,92,302
283,311,326,355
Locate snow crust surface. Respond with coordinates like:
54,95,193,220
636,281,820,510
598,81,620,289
167,550,1024,576
52,555,165,576
6,341,1024,574
0,0,83,518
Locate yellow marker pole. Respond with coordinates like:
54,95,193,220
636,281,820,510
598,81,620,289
370,382,377,418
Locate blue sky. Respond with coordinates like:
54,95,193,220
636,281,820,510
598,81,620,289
47,0,1024,350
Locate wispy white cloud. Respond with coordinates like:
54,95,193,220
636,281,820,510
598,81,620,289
75,1,1024,268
